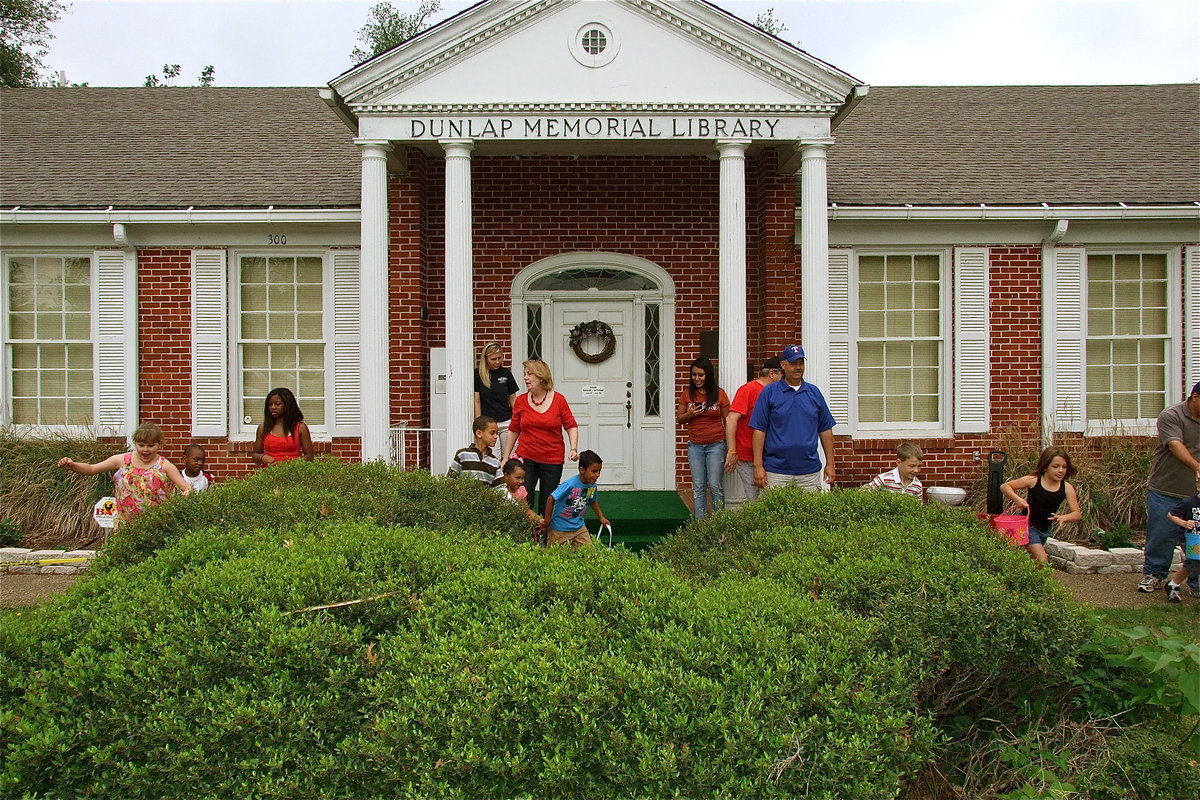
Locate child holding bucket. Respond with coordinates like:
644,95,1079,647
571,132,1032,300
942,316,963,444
1000,446,1082,564
1163,469,1200,603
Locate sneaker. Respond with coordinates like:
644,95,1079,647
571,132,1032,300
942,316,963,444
1136,574,1161,593
1188,582,1200,598
1166,583,1182,603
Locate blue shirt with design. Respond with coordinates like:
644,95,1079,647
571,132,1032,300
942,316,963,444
549,473,599,532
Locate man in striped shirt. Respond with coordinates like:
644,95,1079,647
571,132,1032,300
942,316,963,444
448,416,505,488
864,442,925,499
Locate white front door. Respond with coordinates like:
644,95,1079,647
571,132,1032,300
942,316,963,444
552,300,635,486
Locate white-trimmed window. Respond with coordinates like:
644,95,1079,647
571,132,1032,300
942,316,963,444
1044,246,1182,434
856,253,945,429
5,255,93,425
192,248,360,439
1085,253,1170,423
4,250,136,434
236,254,327,432
828,247,983,438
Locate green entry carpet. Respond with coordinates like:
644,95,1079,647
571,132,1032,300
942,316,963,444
591,490,691,552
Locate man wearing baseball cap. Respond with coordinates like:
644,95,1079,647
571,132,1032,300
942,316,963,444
748,345,836,492
1138,380,1200,595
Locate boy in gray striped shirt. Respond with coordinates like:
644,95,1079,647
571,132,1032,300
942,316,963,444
448,416,504,488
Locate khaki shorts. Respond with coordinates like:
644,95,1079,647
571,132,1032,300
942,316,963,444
765,470,825,492
548,526,591,549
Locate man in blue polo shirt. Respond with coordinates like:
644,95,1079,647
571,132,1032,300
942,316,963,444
749,345,836,492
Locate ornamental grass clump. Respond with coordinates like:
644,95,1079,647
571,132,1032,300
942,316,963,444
98,458,531,570
0,427,115,547
1,524,933,799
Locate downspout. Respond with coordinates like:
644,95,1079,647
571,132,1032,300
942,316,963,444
1041,218,1069,446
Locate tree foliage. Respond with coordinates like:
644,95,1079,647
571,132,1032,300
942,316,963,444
1,0,67,87
143,63,215,87
350,0,441,64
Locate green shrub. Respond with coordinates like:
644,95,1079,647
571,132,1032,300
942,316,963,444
0,427,115,547
1074,722,1200,800
98,459,531,570
1,524,933,799
650,489,1105,796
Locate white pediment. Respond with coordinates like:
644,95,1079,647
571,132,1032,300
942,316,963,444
331,0,860,113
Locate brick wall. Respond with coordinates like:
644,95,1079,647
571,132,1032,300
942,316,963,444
133,249,353,482
396,153,733,485
833,245,1046,489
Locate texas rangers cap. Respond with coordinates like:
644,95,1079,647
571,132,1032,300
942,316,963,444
780,345,805,362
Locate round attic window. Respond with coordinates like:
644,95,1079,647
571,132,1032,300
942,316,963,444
570,21,619,68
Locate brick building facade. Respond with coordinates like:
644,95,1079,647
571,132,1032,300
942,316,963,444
2,0,1197,494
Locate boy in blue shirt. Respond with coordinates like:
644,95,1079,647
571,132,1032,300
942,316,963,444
544,450,610,549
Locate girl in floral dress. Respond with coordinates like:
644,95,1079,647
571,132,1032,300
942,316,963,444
58,422,191,526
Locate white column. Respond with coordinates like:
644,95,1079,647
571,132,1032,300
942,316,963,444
799,138,834,391
356,138,392,462
441,138,475,453
717,139,751,387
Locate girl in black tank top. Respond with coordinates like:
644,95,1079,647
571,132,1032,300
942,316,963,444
1000,446,1083,564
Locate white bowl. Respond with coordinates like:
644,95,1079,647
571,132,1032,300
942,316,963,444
926,486,967,506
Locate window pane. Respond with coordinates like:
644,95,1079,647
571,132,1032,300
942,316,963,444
40,399,67,426
1086,252,1170,421
10,314,35,338
268,284,294,311
64,257,90,284
12,399,37,424
242,313,268,339
40,370,66,396
41,345,66,369
242,257,266,283
36,314,62,339
644,304,660,416
296,257,323,284
239,255,326,431
242,285,267,312
856,255,942,426
12,370,36,396
268,257,294,283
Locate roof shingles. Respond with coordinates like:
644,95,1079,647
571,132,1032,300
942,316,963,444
0,87,361,209
2,85,1196,210
827,85,1200,205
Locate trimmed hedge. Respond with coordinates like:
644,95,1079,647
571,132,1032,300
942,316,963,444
99,458,531,569
1,524,933,799
648,490,1101,780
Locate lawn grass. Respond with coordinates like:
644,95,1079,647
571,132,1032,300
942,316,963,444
1088,602,1200,639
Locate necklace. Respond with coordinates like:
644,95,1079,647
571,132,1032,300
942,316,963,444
530,391,550,407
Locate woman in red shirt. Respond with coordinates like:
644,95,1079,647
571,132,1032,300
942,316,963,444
501,359,580,515
677,357,730,520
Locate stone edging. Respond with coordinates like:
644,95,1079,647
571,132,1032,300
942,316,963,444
1045,541,1175,575
0,548,97,575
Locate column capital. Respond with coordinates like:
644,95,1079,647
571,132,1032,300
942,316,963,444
779,138,835,175
354,138,393,155
440,138,475,157
798,138,836,159
715,138,752,157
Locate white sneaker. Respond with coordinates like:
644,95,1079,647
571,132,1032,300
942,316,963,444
1136,574,1161,593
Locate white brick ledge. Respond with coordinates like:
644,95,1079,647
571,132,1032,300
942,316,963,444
1044,541,1168,575
0,548,96,575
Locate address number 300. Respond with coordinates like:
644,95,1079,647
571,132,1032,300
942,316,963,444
267,234,287,245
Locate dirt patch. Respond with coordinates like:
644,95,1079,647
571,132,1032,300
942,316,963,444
0,574,82,609
1051,569,1199,611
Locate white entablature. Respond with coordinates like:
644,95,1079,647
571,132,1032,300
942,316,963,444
327,0,864,145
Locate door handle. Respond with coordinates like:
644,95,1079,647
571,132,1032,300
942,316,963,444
625,400,632,428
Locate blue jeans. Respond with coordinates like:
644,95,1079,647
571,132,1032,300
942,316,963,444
1144,489,1185,580
688,441,727,520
